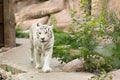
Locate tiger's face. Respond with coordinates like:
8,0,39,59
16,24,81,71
36,24,53,43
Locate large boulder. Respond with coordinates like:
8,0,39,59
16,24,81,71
53,9,71,31
108,69,120,80
62,59,84,72
14,0,38,12
16,16,49,30
15,0,65,23
14,0,81,31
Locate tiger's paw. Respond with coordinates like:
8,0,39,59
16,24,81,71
35,64,42,69
42,67,52,73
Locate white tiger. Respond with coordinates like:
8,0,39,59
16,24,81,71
29,23,54,73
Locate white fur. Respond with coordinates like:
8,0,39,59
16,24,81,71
29,23,54,72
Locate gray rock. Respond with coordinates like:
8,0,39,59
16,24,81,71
108,69,120,80
62,59,84,72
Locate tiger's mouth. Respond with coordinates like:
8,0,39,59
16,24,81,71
41,40,47,43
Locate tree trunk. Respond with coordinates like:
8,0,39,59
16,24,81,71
3,0,16,47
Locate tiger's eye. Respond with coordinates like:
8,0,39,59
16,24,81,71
39,32,41,34
45,32,47,34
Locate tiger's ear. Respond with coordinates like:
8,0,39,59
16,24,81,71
47,22,53,29
37,23,40,27
36,23,42,27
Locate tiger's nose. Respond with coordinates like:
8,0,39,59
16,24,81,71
41,38,45,41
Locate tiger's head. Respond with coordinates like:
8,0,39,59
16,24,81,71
36,23,53,43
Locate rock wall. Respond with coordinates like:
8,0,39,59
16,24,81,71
14,0,81,31
92,0,120,18
108,0,120,19
14,0,120,31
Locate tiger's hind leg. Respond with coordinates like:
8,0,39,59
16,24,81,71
30,43,34,63
30,27,35,63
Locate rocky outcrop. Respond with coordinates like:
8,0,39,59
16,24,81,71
15,0,65,22
16,16,49,30
14,0,38,12
14,0,81,31
53,9,71,31
108,0,120,19
14,0,120,31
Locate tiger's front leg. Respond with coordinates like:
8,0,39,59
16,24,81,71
42,48,53,72
34,48,42,69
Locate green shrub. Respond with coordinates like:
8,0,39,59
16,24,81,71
53,28,79,63
16,32,29,38
52,0,114,73
53,24,112,72
108,11,120,69
16,27,29,38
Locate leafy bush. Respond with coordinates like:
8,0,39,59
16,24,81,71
107,11,120,69
53,21,112,73
53,28,79,63
52,0,115,73
16,27,29,38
